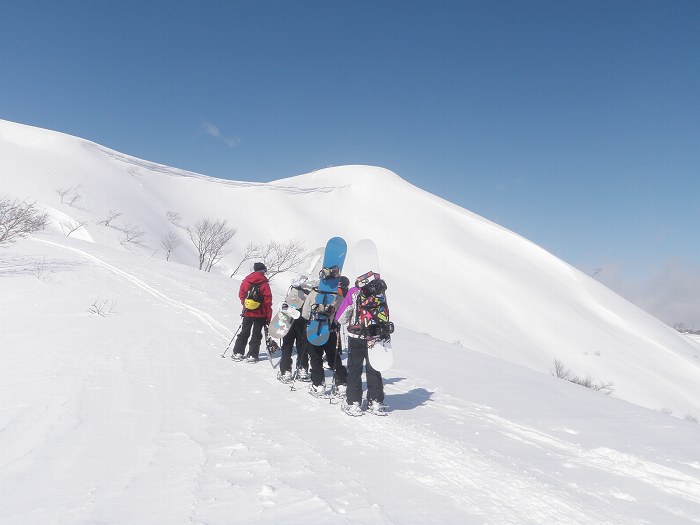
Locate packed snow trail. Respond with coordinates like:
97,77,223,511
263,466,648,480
34,238,234,341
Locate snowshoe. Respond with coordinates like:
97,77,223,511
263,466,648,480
231,353,244,362
308,383,326,398
367,400,388,416
277,370,293,384
341,400,363,417
295,368,311,382
331,383,347,398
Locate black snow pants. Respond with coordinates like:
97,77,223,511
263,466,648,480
232,316,266,359
280,317,308,373
345,336,384,404
308,329,347,387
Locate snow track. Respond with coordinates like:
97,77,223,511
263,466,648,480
484,412,700,505
35,238,233,341
334,412,619,524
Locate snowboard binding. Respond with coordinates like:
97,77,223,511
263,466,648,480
319,265,340,280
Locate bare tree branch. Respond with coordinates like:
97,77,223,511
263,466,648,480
88,298,117,317
0,198,49,246
96,210,122,228
166,210,184,228
118,224,147,247
260,240,307,279
55,187,72,203
55,185,83,208
231,242,262,277
160,231,181,261
61,218,88,237
230,239,307,280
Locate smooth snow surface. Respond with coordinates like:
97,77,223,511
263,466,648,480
1,119,699,524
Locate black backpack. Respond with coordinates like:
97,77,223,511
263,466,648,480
347,273,394,340
244,282,264,311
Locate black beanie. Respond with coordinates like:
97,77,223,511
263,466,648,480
339,276,350,288
253,262,267,272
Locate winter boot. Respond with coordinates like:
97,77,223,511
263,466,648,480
368,399,387,416
309,383,326,398
277,370,292,383
333,384,347,397
341,400,363,417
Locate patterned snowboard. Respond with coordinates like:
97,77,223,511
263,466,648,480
268,286,306,339
268,247,324,339
306,237,347,346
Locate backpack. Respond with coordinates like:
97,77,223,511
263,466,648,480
244,282,264,311
347,271,394,340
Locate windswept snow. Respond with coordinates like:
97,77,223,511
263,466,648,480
1,119,699,524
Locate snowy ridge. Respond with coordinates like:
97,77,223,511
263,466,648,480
1,119,700,523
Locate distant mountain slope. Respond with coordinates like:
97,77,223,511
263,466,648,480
2,118,699,414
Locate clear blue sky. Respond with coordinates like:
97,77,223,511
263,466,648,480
2,1,699,323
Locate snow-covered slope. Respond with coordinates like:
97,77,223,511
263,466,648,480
2,235,700,524
2,118,700,523
2,118,698,415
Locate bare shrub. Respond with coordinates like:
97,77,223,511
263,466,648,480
34,257,51,281
61,218,88,237
55,187,72,203
88,298,116,317
166,211,183,228
97,210,122,227
551,359,614,395
67,193,82,208
684,414,698,423
118,224,146,247
55,185,83,208
187,218,237,271
0,198,49,246
161,231,181,261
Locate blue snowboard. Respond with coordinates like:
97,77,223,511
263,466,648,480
306,236,347,346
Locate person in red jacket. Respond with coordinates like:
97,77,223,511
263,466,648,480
232,262,273,362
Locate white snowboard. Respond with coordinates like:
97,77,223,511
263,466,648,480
368,338,393,372
299,246,325,289
353,238,380,285
353,239,393,371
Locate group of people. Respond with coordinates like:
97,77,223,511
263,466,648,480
231,262,386,415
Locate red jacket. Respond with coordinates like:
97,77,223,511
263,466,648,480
239,271,273,321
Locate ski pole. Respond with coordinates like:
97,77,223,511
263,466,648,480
290,347,301,391
221,324,242,358
329,328,342,404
